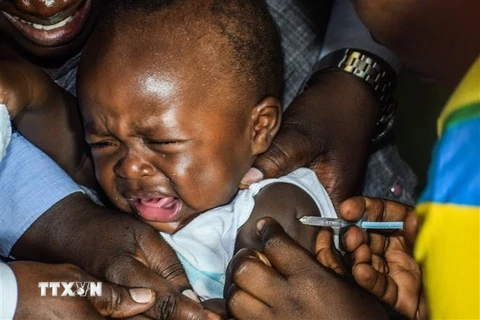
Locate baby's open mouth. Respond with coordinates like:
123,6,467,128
130,196,182,223
1,0,92,47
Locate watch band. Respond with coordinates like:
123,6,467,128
314,48,397,145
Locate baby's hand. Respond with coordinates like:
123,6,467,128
334,196,426,319
0,59,56,119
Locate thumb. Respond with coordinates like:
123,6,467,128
255,217,314,276
88,284,155,318
242,126,312,186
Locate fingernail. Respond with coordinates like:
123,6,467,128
256,218,267,232
412,215,419,234
341,230,349,248
182,289,200,302
129,288,154,303
241,168,264,186
254,251,272,267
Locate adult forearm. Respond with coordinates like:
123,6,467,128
12,193,99,263
11,193,133,276
11,192,220,320
11,191,183,285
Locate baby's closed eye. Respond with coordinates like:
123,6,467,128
88,140,117,149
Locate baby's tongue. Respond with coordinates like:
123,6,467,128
135,197,180,222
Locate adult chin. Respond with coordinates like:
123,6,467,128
0,0,104,61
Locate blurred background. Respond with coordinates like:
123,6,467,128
394,68,451,197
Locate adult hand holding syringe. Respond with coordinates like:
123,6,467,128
311,196,423,320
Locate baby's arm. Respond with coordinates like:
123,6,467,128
0,59,95,187
231,183,388,319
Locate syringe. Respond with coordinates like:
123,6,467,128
299,216,404,229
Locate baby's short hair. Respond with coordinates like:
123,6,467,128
89,0,284,104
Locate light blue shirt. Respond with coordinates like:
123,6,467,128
0,132,82,257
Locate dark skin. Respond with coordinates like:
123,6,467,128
1,0,385,296
1,0,219,318
235,4,458,316
240,70,379,206
232,1,480,317
353,0,480,89
332,197,426,319
1,0,412,317
10,193,221,320
229,190,426,319
0,0,106,62
4,5,387,318
229,185,388,319
227,217,386,320
9,261,155,319
1,0,385,281
77,24,281,234
322,1,480,318
1,58,218,320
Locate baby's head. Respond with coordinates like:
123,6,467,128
77,0,283,233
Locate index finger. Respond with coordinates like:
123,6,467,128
338,196,367,222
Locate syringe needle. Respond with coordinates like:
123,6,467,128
299,216,403,229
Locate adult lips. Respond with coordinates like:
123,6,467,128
1,0,92,47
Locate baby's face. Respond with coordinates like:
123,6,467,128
78,45,257,233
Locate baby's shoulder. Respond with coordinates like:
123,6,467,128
235,182,319,254
254,182,319,216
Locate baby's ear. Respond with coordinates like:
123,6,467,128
250,96,282,155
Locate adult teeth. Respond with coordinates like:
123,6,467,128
16,14,74,31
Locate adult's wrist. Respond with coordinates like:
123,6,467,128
314,48,397,146
10,192,128,274
11,193,95,262
11,193,159,280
